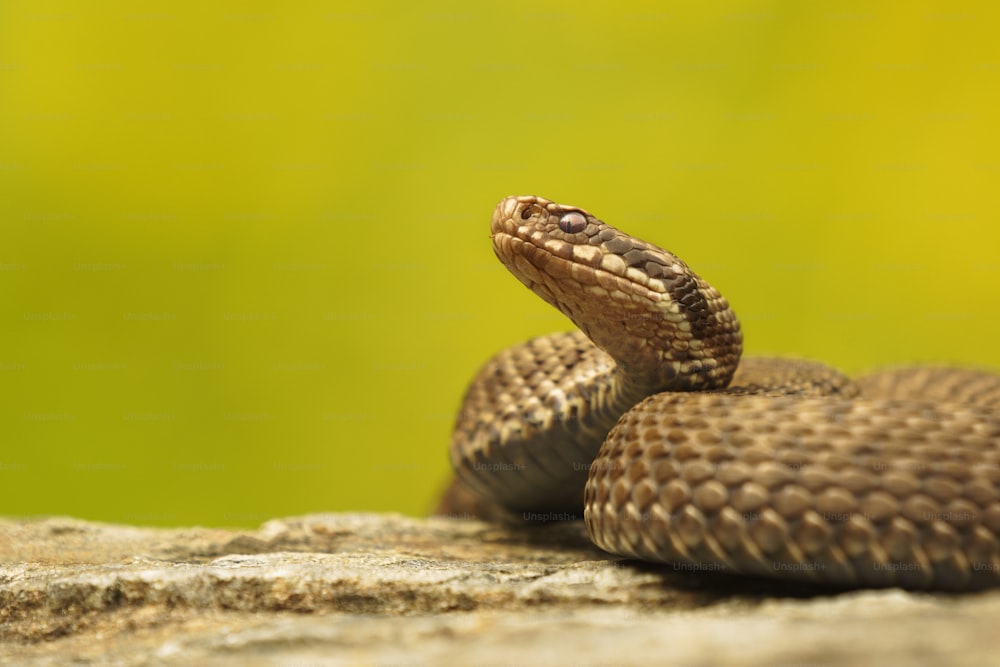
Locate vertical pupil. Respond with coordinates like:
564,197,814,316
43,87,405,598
559,212,586,234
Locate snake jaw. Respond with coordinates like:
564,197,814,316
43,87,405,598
491,195,742,391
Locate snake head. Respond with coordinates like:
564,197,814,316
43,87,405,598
490,195,742,390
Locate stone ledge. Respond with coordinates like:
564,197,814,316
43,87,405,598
1,513,998,666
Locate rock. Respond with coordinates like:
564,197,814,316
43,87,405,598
1,513,998,666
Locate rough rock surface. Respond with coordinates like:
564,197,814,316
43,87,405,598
2,513,999,666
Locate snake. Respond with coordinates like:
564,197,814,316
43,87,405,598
448,195,1000,592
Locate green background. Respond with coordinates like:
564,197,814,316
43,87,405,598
1,1,998,527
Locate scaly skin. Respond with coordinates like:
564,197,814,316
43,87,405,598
450,195,1000,591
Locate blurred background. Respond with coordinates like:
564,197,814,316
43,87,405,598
0,1,997,527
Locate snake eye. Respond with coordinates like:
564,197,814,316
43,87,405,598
520,206,533,220
558,212,587,234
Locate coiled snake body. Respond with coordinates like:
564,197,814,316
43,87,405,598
450,195,1000,591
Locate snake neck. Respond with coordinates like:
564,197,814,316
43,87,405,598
579,294,742,392
581,368,661,439
564,348,684,449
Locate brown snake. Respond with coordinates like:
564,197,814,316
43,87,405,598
449,195,1000,591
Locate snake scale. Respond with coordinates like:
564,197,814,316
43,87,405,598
448,195,1000,591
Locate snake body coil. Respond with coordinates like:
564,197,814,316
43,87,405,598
450,195,1000,591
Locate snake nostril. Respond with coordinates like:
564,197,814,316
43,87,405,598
559,212,587,234
520,206,533,221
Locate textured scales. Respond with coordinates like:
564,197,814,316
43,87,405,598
450,195,1000,591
